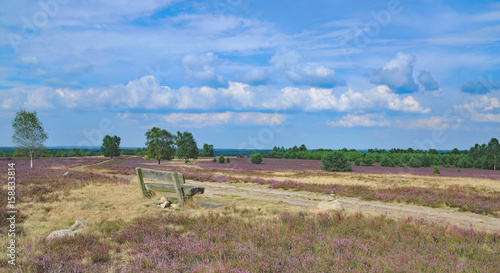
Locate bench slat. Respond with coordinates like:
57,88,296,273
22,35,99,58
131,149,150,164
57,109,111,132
144,183,205,196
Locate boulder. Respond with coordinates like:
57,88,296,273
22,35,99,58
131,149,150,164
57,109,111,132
317,194,344,212
63,172,69,176
70,220,88,231
47,229,74,240
160,201,171,209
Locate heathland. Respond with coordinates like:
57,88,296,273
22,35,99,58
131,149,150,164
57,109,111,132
1,156,499,272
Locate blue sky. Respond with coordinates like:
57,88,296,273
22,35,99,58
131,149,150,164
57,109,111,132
1,0,499,150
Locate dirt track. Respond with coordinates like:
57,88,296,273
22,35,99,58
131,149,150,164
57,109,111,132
186,180,500,233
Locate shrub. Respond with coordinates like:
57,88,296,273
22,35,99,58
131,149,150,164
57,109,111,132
354,158,361,166
361,155,374,166
250,152,263,164
407,155,422,168
457,168,461,172
212,158,217,162
321,151,352,172
433,166,440,174
218,155,225,164
226,157,231,163
380,155,394,167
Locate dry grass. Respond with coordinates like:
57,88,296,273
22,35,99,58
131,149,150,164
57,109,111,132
214,170,500,192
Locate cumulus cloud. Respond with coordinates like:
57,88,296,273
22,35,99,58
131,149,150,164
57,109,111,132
417,70,439,91
3,76,430,115
270,50,344,88
327,114,390,127
181,52,228,87
454,95,500,122
461,79,500,94
370,52,419,93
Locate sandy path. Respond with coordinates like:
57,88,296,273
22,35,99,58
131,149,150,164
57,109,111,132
186,180,500,233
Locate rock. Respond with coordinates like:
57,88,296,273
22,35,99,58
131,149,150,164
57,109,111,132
63,172,69,176
170,204,179,209
317,194,344,212
161,201,171,209
159,196,168,204
69,220,88,231
47,229,75,240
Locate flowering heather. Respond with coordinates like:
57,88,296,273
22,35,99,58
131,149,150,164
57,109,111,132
0,158,129,237
13,210,500,272
81,157,500,216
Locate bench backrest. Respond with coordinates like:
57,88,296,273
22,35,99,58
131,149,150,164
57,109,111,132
135,167,186,206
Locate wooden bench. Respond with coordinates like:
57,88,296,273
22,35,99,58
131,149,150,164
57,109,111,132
135,168,205,207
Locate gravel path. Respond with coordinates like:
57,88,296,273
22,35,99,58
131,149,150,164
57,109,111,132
187,180,500,233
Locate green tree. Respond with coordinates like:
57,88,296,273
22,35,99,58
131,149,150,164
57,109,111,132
175,131,199,163
101,135,121,158
487,138,499,170
218,155,225,164
433,166,440,174
201,143,214,157
321,151,352,172
250,152,263,164
145,127,176,164
12,108,48,168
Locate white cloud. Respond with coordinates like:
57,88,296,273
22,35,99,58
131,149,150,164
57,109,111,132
370,52,419,93
417,70,439,91
1,75,430,115
398,116,452,130
454,95,500,123
270,50,344,88
327,114,390,127
181,52,227,87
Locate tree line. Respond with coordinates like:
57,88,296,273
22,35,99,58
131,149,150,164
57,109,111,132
265,139,500,171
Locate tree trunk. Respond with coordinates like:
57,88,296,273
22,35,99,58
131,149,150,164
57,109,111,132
30,151,33,168
158,160,161,164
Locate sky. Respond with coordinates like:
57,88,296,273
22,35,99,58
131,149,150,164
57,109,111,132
1,0,499,150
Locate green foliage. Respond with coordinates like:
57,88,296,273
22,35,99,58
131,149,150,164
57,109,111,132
250,152,263,164
145,127,176,164
200,143,214,157
218,155,225,164
380,155,394,167
354,158,361,166
407,156,422,168
101,135,121,158
433,166,440,174
175,131,199,163
361,154,374,166
321,151,352,172
12,108,48,168
226,157,231,163
487,138,499,170
213,158,217,163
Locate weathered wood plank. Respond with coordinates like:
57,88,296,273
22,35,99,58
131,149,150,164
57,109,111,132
144,183,205,196
136,168,150,197
173,172,185,207
141,169,181,184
